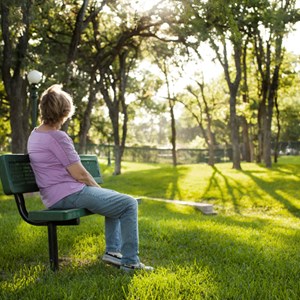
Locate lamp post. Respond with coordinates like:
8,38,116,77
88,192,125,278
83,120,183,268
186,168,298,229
27,70,42,129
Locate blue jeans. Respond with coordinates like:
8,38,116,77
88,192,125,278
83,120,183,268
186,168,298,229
50,186,140,265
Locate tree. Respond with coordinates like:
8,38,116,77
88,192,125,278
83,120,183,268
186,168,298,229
251,0,299,167
0,81,10,151
87,2,176,174
183,80,217,166
172,0,300,168
98,48,137,175
1,0,32,153
0,0,106,153
276,53,300,144
149,42,180,166
177,0,253,169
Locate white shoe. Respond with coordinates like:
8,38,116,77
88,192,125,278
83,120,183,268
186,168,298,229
120,262,154,272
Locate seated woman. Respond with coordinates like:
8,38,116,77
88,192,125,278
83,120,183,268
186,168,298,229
27,84,153,272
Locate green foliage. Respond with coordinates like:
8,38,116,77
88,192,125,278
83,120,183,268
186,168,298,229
278,101,300,141
275,53,300,141
1,0,300,156
1,159,300,299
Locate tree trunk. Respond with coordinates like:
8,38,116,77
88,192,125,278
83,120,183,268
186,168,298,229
1,1,31,153
263,64,280,168
184,82,216,166
99,69,125,176
64,0,89,86
61,0,90,133
78,70,97,154
10,79,29,153
111,111,124,175
213,38,242,169
113,144,123,176
263,118,272,168
256,101,264,163
163,60,177,167
109,103,122,175
225,45,241,170
240,116,251,162
229,92,241,170
207,140,215,166
169,100,177,166
273,94,280,163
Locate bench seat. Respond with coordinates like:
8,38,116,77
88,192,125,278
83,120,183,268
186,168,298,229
29,208,93,222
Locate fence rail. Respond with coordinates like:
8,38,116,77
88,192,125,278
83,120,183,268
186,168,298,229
77,144,232,164
75,142,300,165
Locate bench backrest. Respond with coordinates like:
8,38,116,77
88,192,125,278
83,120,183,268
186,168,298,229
0,154,103,195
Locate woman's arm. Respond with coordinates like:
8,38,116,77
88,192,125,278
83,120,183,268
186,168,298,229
67,161,100,187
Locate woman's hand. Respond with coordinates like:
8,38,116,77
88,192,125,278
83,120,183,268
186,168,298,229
67,161,100,187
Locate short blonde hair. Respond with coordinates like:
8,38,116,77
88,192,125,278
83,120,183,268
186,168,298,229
39,84,75,125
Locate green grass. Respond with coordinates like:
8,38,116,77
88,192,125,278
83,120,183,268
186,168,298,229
0,156,300,299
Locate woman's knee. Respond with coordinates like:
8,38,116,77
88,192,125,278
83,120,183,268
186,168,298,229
125,195,138,209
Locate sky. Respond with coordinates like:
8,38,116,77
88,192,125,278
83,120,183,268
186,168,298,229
284,22,300,55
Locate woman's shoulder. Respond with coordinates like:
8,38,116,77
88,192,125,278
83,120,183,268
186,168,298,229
48,130,71,142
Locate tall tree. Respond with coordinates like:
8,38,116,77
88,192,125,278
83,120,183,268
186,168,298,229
251,0,299,167
0,0,106,152
98,48,136,175
150,42,179,167
178,0,251,169
1,0,32,153
89,3,175,174
183,80,217,166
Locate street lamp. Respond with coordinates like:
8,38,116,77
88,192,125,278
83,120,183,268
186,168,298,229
27,70,43,129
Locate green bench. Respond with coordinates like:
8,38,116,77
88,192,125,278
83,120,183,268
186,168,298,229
0,154,102,271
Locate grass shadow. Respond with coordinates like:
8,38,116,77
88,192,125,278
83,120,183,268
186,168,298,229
102,164,187,201
241,167,300,218
202,166,243,213
1,197,300,299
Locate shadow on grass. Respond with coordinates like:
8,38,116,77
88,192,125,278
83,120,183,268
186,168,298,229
137,201,300,298
241,167,300,218
1,198,299,299
102,162,300,219
202,166,242,214
103,164,188,201
1,161,300,298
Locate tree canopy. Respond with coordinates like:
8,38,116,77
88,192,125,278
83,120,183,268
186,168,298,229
0,0,299,173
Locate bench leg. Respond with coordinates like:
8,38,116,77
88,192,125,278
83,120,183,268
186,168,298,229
47,223,59,271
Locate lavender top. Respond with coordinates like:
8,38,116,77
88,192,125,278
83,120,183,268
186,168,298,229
27,129,85,208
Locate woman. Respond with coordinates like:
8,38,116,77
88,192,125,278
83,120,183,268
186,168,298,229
27,84,153,272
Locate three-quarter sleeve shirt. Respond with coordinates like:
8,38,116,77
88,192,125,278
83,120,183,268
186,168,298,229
27,129,85,208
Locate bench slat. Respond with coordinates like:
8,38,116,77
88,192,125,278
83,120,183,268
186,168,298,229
0,154,39,195
29,208,93,221
79,155,103,184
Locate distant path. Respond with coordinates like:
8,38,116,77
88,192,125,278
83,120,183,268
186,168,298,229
140,197,216,215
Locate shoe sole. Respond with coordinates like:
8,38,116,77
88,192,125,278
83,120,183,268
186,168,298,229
120,265,154,272
102,255,122,267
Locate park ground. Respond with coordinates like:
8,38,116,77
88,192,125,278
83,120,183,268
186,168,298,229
0,156,299,299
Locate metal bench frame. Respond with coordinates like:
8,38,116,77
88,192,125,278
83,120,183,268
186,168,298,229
0,154,103,271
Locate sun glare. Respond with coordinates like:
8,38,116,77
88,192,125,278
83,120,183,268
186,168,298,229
133,0,166,13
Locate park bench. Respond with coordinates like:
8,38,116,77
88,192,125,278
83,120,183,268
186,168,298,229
0,154,102,271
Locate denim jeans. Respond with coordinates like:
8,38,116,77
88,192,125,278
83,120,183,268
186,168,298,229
50,186,140,265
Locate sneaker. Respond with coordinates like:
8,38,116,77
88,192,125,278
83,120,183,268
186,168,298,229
102,252,122,266
120,262,154,272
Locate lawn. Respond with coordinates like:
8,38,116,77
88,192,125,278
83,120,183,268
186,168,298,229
0,156,299,299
